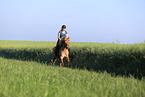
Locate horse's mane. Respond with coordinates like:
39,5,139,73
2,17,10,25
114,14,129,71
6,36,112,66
59,37,70,48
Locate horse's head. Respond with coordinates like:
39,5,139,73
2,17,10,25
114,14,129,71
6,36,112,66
60,37,70,48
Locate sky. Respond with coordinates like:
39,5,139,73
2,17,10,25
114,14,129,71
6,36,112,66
0,0,145,44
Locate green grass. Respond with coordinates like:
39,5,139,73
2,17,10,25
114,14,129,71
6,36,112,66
0,57,145,97
0,40,55,49
0,40,145,97
0,40,145,78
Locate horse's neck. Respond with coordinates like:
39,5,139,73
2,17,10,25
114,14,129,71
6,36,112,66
60,43,67,50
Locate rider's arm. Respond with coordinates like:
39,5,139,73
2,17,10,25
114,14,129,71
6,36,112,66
66,34,68,38
66,31,68,38
58,32,61,40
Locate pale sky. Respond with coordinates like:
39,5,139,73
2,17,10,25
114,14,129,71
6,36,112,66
0,0,145,44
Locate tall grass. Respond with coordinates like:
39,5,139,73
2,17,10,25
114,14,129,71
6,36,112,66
0,57,145,97
0,40,145,78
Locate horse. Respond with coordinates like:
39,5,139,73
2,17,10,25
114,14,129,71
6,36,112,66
52,37,70,67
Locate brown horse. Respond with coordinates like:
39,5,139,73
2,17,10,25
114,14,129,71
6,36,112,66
52,37,70,67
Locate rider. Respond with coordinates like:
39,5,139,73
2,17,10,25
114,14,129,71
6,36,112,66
55,25,68,56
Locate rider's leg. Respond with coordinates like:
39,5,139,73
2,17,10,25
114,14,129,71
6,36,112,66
56,39,59,48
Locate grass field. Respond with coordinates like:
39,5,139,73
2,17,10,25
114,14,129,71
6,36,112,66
0,57,145,97
0,40,145,97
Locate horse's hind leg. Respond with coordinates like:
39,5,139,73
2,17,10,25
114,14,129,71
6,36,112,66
52,47,57,66
52,58,56,66
67,57,70,67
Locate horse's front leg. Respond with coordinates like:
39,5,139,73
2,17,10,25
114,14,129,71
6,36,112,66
60,56,64,67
